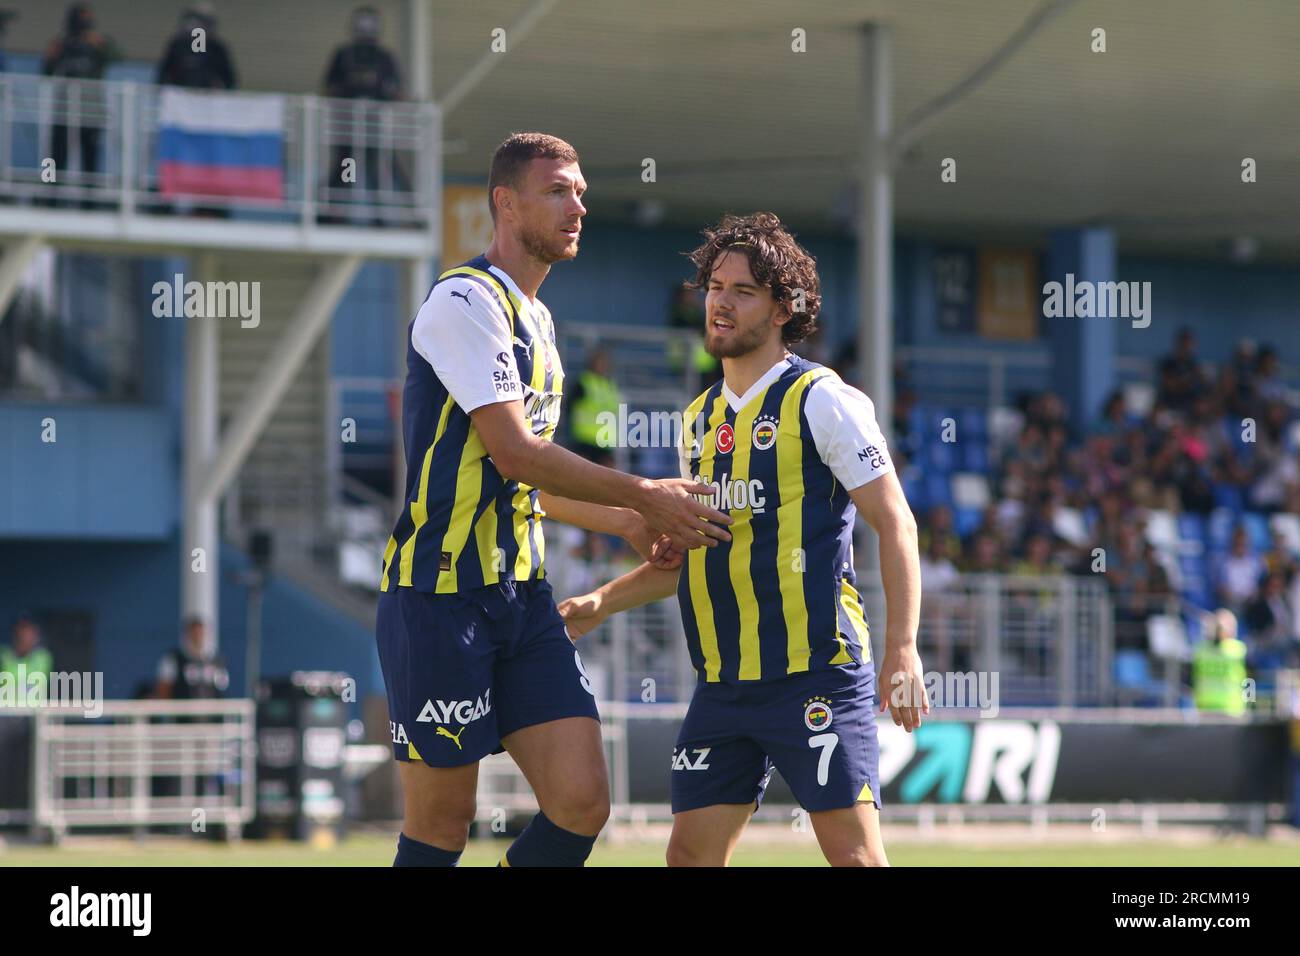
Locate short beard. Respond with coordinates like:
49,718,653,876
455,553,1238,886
704,321,772,359
519,221,576,265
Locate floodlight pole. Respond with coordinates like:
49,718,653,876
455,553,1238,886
856,24,893,577
857,24,894,449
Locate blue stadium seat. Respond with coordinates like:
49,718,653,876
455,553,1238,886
1177,513,1207,547
924,473,952,507
961,442,990,473
927,441,958,471
961,407,988,438
1182,580,1214,611
1241,512,1271,551
1083,506,1099,534
1212,483,1245,513
954,506,983,538
900,472,925,511
1114,650,1166,704
1208,508,1236,548
1225,415,1256,461
1178,552,1206,580
1114,649,1151,687
909,405,929,436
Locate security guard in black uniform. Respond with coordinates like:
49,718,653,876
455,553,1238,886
156,3,236,90
155,616,230,700
321,7,408,219
41,3,118,203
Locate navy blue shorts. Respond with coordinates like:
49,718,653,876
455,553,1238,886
671,663,881,814
376,579,600,767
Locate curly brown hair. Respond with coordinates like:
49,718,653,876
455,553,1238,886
684,212,821,345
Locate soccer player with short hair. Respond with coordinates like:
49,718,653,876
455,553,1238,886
560,212,927,866
377,132,731,867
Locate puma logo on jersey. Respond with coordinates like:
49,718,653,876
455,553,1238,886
436,726,466,750
671,747,712,771
416,692,492,726
449,288,473,304
513,336,535,361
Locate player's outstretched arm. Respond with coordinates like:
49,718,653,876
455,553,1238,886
850,471,928,733
470,400,732,554
557,561,682,640
537,493,682,569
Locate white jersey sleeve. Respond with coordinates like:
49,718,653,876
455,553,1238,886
410,276,524,413
804,376,895,489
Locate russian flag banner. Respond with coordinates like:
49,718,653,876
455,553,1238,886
157,89,285,200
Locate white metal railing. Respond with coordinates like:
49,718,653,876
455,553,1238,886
13,699,256,837
537,566,1116,709
0,74,438,227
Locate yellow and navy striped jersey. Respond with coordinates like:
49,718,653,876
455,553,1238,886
379,256,564,593
677,355,875,683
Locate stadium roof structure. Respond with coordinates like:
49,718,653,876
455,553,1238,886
5,0,1296,260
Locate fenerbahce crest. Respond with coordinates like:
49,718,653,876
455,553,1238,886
752,414,778,450
804,696,833,731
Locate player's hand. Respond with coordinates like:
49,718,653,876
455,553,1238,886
635,477,732,553
623,517,683,570
649,533,684,570
557,591,608,642
878,642,929,733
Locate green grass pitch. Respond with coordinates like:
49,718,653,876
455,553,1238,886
1,834,1294,867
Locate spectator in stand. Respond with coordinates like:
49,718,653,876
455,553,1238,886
962,531,1006,574
1243,569,1298,670
1105,524,1166,650
1248,401,1298,512
1018,493,1065,555
1092,390,1131,438
1254,346,1288,407
1262,529,1298,580
1150,418,1216,513
1013,533,1062,579
1156,327,1208,414
1214,526,1265,614
919,534,961,672
918,504,962,564
1218,339,1259,420
156,3,236,89
919,532,960,593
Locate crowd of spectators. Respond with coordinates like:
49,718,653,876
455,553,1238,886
908,328,1300,688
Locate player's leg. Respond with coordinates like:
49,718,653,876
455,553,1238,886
666,803,753,867
493,581,606,866
758,663,885,867
808,803,888,867
376,586,502,866
667,682,774,867
395,760,480,862
501,715,609,836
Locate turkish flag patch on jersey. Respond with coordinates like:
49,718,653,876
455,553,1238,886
715,422,735,454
